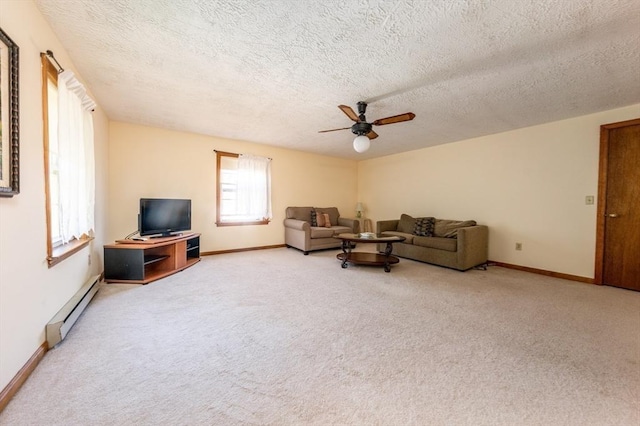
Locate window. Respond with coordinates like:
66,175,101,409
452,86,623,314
41,54,95,266
215,151,272,226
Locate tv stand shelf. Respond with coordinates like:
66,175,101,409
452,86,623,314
143,254,169,265
104,233,200,284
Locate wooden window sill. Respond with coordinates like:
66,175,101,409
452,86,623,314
216,220,270,227
47,237,93,268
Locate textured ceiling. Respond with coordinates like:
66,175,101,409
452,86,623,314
35,0,640,160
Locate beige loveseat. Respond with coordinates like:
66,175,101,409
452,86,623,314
284,207,360,255
377,214,488,271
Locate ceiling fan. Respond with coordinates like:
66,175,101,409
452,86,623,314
319,102,416,152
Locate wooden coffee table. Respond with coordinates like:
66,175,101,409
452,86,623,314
334,233,406,272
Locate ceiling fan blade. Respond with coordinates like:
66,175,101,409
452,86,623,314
366,130,379,140
372,112,416,126
338,105,360,122
318,127,351,133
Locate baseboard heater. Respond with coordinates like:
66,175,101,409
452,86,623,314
46,275,101,348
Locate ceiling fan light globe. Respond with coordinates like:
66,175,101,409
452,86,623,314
353,135,370,153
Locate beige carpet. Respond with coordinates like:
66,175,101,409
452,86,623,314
1,246,639,425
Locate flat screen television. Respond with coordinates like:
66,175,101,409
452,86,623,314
139,198,191,237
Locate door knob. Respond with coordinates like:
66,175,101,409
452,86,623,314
606,213,619,218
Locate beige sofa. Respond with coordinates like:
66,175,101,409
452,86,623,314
284,206,360,255
377,214,488,271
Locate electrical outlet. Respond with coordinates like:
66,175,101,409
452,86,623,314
88,254,92,265
585,195,594,205
515,242,522,251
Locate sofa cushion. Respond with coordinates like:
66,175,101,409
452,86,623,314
315,207,339,226
310,225,350,238
434,219,477,238
413,217,435,237
398,214,416,233
287,206,313,222
310,209,318,226
380,230,414,244
331,225,352,235
413,236,458,252
310,227,335,238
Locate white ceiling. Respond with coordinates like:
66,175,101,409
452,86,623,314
35,0,640,160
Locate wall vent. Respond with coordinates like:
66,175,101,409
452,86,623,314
46,275,100,348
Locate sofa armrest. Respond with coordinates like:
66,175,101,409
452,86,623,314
283,218,310,231
338,217,360,233
377,220,399,233
456,225,489,269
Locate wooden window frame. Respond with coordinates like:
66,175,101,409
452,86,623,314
215,150,269,227
41,54,92,267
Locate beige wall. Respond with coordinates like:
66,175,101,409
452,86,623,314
108,122,358,251
0,1,110,391
358,104,640,278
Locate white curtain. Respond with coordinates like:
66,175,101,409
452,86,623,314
57,70,95,243
237,154,272,221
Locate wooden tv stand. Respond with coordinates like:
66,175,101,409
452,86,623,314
104,233,200,284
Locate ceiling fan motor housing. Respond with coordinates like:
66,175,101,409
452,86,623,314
351,121,372,136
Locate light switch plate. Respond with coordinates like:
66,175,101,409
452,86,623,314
585,195,595,205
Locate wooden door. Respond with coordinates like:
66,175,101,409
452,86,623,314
595,118,640,291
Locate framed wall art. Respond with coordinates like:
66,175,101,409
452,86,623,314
0,27,19,197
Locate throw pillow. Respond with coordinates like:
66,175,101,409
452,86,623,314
310,209,318,227
322,213,332,228
314,207,339,226
316,211,326,227
413,217,435,237
397,214,417,234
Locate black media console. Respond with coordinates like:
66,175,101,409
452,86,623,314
104,233,200,284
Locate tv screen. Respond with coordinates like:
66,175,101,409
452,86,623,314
139,198,191,237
